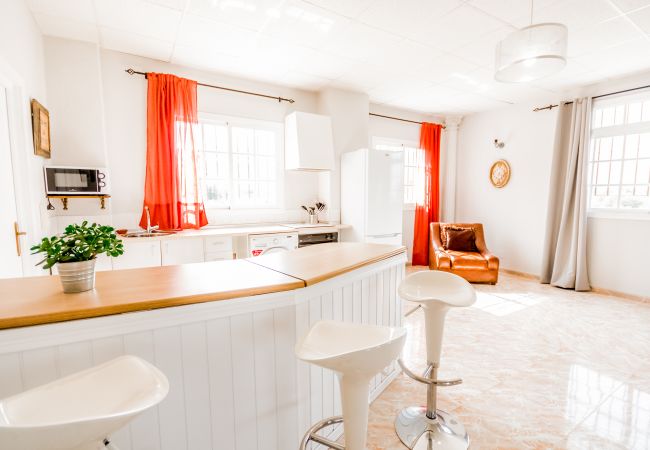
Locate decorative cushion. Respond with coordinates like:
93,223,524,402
440,225,473,248
445,228,478,252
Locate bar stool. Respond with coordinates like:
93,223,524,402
0,355,169,450
395,270,476,450
296,320,407,450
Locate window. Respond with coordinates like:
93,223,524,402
193,115,283,209
373,137,424,206
589,91,650,214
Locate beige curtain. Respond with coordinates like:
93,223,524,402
541,98,591,291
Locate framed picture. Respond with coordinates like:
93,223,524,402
489,159,511,188
31,99,51,158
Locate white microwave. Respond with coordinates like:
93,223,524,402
44,166,110,195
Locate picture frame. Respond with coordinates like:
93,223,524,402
31,99,51,158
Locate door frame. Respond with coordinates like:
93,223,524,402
0,56,44,277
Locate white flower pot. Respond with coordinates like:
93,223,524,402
57,259,96,293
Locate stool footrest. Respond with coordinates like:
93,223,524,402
398,359,462,386
299,416,345,450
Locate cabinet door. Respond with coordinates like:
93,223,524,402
113,240,162,270
161,239,205,266
204,251,234,262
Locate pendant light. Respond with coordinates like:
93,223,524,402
494,0,567,83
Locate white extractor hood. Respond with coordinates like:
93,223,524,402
284,111,335,171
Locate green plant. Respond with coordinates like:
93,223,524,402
31,221,124,270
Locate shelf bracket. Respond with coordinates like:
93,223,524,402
61,198,68,210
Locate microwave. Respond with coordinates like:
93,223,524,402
44,166,110,195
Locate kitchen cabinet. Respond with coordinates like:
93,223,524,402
161,238,205,266
113,240,162,270
284,111,335,170
204,251,234,262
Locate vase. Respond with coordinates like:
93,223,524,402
57,259,96,293
308,214,318,225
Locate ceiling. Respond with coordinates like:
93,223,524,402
26,0,650,115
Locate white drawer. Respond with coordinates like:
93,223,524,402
203,235,233,253
204,251,234,262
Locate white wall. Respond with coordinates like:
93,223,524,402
43,38,322,229
368,104,446,261
0,0,50,274
457,70,650,297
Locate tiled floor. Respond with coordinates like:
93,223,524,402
365,268,650,449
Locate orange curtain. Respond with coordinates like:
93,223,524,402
412,122,442,266
140,73,208,231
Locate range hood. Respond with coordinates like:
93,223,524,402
284,111,335,171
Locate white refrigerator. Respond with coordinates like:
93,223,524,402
341,148,404,245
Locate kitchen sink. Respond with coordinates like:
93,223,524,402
124,231,175,238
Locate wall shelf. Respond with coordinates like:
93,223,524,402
46,195,111,210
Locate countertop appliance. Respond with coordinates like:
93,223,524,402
44,166,110,195
249,232,298,256
298,232,338,247
341,148,404,245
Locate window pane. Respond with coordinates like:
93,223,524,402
639,133,650,158
592,108,603,128
628,102,642,123
591,185,618,208
636,159,650,184
601,107,615,127
622,160,637,184
596,162,610,185
612,136,624,160
598,137,612,160
610,161,622,185
204,180,229,205
624,134,639,159
614,104,625,125
643,101,650,122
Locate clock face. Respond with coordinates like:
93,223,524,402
490,160,511,188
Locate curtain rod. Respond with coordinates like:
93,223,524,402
124,68,295,104
369,112,446,129
533,83,650,112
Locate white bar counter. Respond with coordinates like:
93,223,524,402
0,243,406,450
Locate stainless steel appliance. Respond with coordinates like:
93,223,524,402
298,232,338,247
44,166,110,195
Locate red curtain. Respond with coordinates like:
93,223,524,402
412,122,442,266
140,73,208,231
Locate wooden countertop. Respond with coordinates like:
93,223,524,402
0,243,405,330
248,242,406,285
0,260,303,330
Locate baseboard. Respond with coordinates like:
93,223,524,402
500,268,539,280
591,286,649,303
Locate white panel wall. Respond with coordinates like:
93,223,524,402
0,255,405,449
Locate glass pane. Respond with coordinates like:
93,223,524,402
232,127,254,154
624,134,639,159
628,102,642,123
596,162,610,185
639,133,650,158
255,130,275,155
634,184,649,196
592,108,603,128
610,161,622,185
204,124,217,151
598,137,612,160
591,185,618,208
622,160,637,184
643,101,650,122
620,191,649,209
636,159,650,184
611,136,624,160
601,107,615,127
614,104,625,125
204,180,229,205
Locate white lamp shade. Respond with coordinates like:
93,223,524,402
495,23,568,83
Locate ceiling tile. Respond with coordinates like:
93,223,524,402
187,0,281,32
452,27,512,69
303,0,375,18
176,14,258,57
574,37,650,78
145,0,188,11
569,16,643,57
171,44,244,75
100,27,174,61
467,0,559,26
608,0,650,13
94,0,182,42
516,0,622,31
416,52,482,84
297,50,354,79
33,12,99,43
627,5,650,33
28,0,96,23
413,5,506,51
359,0,465,41
280,70,333,90
321,22,404,62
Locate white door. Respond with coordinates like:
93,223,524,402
366,149,404,237
0,85,23,278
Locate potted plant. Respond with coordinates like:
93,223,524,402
31,221,124,293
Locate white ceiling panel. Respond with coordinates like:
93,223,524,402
100,27,174,61
24,0,650,115
33,12,99,43
94,0,182,42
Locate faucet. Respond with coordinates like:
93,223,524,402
144,206,159,233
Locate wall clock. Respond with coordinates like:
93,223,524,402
489,159,511,188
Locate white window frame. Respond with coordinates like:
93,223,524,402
372,136,422,210
197,113,284,210
588,90,650,220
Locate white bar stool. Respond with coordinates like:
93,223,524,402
296,320,407,450
0,355,169,450
395,270,476,450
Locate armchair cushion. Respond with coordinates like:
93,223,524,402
447,251,488,269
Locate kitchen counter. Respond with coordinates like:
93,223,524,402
0,243,403,330
0,242,406,450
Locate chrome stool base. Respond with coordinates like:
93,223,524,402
395,407,469,450
299,416,345,450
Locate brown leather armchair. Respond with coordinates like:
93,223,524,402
429,222,499,284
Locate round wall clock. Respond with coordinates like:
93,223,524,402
489,159,511,188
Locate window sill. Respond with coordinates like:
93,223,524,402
588,209,650,221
